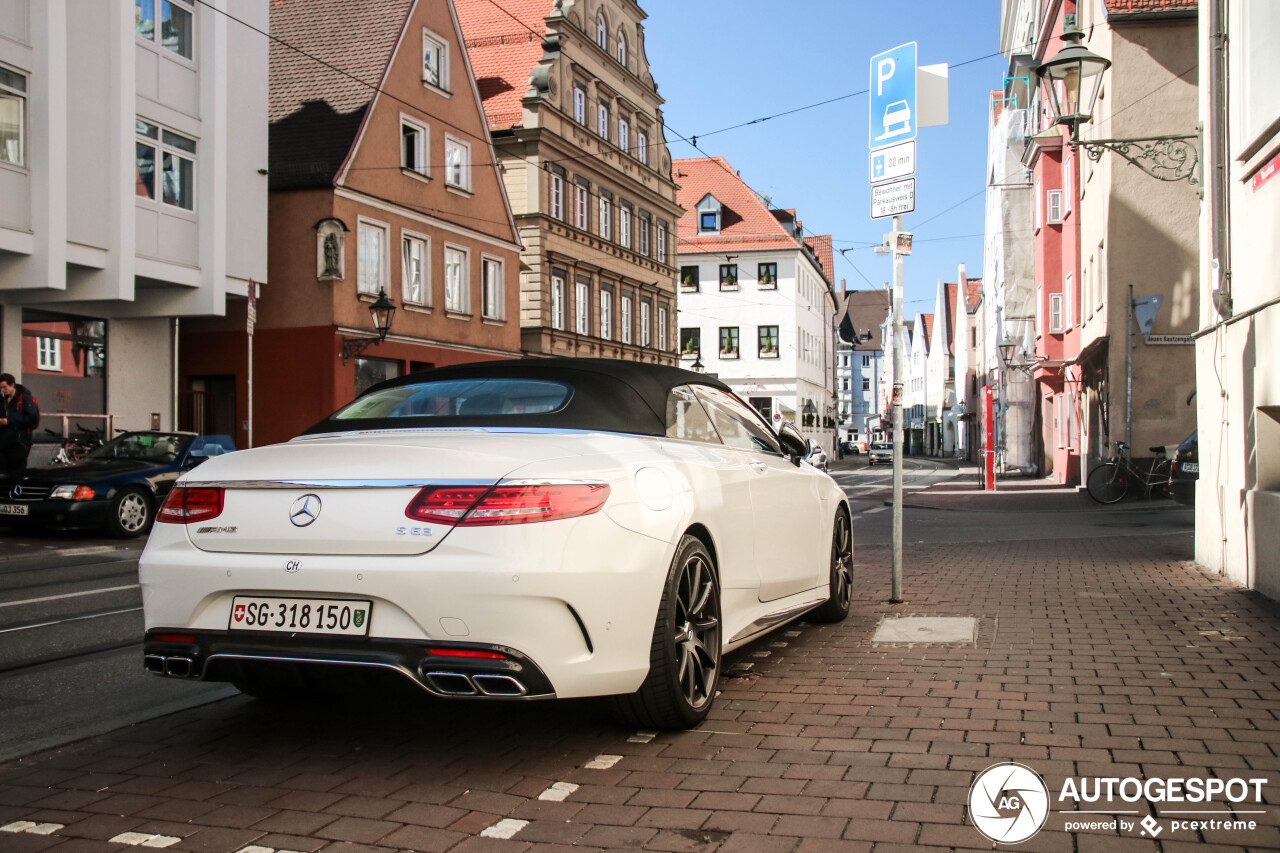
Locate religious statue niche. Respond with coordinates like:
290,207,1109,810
315,218,348,281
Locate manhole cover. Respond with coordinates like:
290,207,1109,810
872,616,976,644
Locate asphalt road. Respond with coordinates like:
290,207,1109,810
0,540,235,763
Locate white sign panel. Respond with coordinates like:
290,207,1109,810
871,179,916,219
870,140,916,185
1146,335,1194,345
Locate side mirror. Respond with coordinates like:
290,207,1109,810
777,422,807,465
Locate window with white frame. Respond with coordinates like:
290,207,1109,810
1046,189,1063,224
575,280,590,335
1064,272,1074,328
658,305,668,351
444,135,470,190
0,67,26,166
638,215,650,256
1049,292,1064,333
656,222,666,264
598,196,611,240
422,29,449,91
1097,241,1106,307
136,119,196,211
481,256,504,320
641,301,651,347
616,28,627,66
135,0,193,59
597,102,609,139
618,205,631,249
621,293,633,344
1067,391,1077,450
357,220,388,295
618,116,629,153
444,245,469,313
549,172,564,220
551,274,566,330
596,11,607,49
600,289,613,340
637,129,648,164
574,183,588,229
402,233,428,306
401,116,428,176
36,337,60,371
573,85,586,124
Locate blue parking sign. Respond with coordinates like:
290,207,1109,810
869,42,916,150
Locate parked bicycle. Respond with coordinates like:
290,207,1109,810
42,425,106,465
1085,441,1173,504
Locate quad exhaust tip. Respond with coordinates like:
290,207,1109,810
145,654,196,678
424,671,528,697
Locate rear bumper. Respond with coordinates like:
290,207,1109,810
144,631,556,698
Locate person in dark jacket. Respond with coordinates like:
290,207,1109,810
0,373,38,475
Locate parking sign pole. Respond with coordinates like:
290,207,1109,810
891,215,904,604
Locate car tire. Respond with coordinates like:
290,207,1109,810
611,534,721,730
809,509,853,623
106,488,154,538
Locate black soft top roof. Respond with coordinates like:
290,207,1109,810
302,358,735,437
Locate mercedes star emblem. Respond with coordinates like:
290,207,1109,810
289,494,322,527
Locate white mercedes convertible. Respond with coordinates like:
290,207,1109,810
140,359,853,728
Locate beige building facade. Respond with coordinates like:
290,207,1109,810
456,0,682,362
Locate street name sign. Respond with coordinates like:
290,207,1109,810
870,140,916,184
1146,335,1194,345
869,42,917,150
871,178,916,219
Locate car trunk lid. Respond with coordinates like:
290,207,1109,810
179,431,579,555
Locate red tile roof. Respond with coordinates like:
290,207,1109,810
268,0,414,188
965,278,983,314
920,314,934,354
804,235,834,282
454,0,549,130
674,156,808,255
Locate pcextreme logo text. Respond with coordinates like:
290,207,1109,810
968,762,1270,844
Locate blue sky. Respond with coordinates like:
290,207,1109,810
642,0,1007,320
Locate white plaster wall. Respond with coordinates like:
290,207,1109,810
106,317,175,431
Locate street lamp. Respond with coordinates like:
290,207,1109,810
1035,25,1199,186
997,336,1045,375
341,288,397,364
691,353,705,373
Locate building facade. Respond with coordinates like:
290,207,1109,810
0,0,266,433
672,156,837,450
1194,0,1280,599
836,290,890,452
181,0,523,448
455,0,682,363
925,280,959,456
992,0,1198,483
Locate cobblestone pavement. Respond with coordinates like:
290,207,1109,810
2,528,1278,852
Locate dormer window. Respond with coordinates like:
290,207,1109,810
696,194,722,234
596,11,607,49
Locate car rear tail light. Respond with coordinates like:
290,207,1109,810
158,486,224,524
405,483,609,526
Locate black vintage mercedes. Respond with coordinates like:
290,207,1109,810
0,431,235,538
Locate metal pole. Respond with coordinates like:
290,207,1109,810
891,214,905,604
1126,283,1133,450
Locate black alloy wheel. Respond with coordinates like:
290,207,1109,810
810,509,853,623
612,534,721,729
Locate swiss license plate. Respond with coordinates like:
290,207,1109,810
1182,462,1198,473
229,596,371,636
0,504,29,516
